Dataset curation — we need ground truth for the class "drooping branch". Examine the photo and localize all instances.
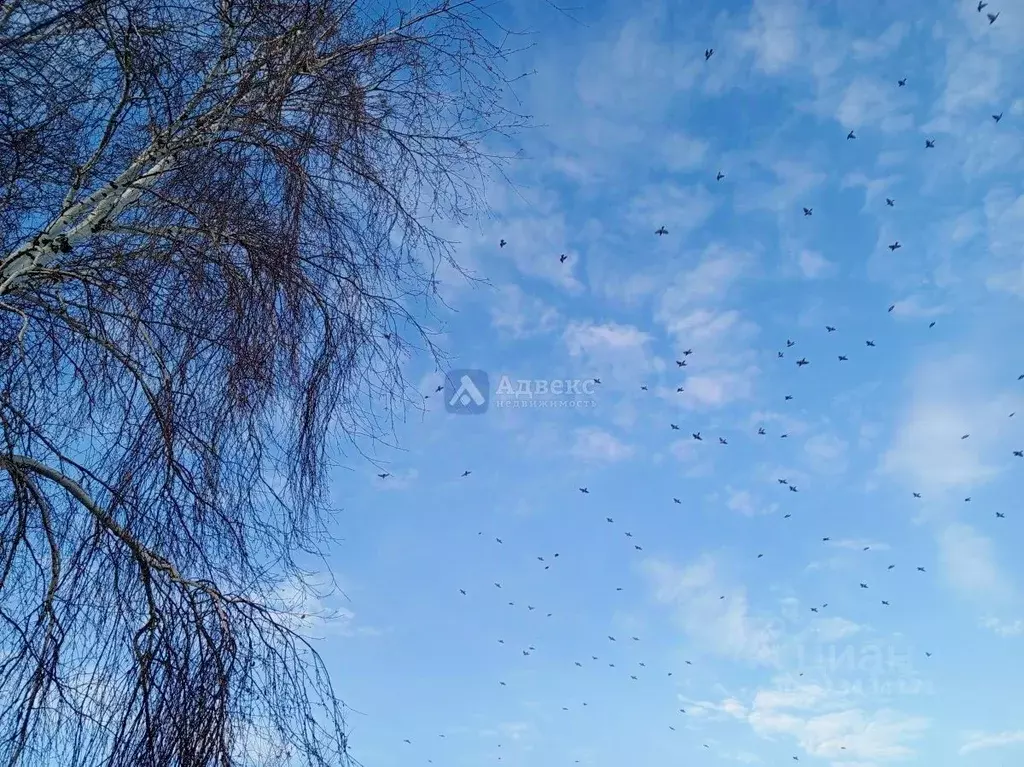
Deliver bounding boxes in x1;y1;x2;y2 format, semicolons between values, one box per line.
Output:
0;0;529;763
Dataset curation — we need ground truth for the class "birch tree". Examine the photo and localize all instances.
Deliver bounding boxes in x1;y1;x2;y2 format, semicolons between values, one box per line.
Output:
0;0;526;763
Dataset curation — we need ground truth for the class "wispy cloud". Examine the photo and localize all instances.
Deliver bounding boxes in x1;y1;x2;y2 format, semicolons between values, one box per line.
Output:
960;730;1024;755
643;555;780;664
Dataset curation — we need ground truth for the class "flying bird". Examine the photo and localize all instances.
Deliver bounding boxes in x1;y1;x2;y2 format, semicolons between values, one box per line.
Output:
847;130;856;139
887;565;895;570
692;432;702;441
758;427;766;435
897;78;906;87
988;11;999;23
826;325;836;332
377;472;390;479
778;479;788;484
676;359;687;367
996;512;1006;518
579;487;589;494
462;470;471;477
803;207;813;216
797;358;809;366
866;340;876;347
888;304;895;312
719;437;728;445
593;378;601;384
860;583;869;589
656;226;668;236
560;253;567;263
640;385;648;391
787;339;795;347
913;492;921;498
925;139;935;148
673;498;681;504
838;355;848;361
978;0;987;9
789;485;798;492
705;48;714;60
993;112;1003;123
785;394;793;400
961;434;970;440
889;241;901;251
717;171;725;181
684;349;693;356
881;600;890;606
499;239;506;248
886;198;895;206
929;321;936;328
670;423;680;430
917;567;926;572
1013;450;1023;457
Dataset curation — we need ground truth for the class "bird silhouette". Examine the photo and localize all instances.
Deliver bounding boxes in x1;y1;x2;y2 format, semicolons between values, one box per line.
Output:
886;197;895;206
692;432;702;441
897;78;906;87
889;241;901;251
670;423;680;430
796;358;809;366
993;112;1003;123
716;171;725;181
377;472;390;479
656;226;668;235
978;0;987;9
838;355;848;361
996;512;1006;518
866;340;876;347
705;48;714;60
925;139;935;148
988;11;999;23
719;437;728;445
758;427;766;435
579;487;589;494
462;470;471;477
847;130;856;139
826;325;836;332
803;207;813;216
559;253;567;263
683;349;693;356
676;359;687;367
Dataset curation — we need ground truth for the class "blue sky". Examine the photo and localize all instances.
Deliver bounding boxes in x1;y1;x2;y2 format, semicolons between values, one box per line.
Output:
290;0;1024;765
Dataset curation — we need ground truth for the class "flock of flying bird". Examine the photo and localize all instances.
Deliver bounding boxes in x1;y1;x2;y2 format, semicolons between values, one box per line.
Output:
377;6;1019;764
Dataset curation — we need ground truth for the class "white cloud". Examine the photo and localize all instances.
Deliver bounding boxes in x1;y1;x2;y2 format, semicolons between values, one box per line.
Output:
804;433;849;474
960;730;1024;755
812;617;863;643
881;355;1014;493
627;182;717;235
981;617;1024;637
563;320;660;383
490;284;561;338
726;487;778;517
662;131;710;172
797;248;835;279
716;681;929;762
831;77;912;132
644;556;780;665
939;523;1013;605
570;427;634;463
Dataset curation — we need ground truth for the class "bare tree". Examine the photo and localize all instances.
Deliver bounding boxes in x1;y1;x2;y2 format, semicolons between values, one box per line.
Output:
0;0;527;763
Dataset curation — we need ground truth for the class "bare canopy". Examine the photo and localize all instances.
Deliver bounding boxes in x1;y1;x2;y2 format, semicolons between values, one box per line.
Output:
0;0;526;763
